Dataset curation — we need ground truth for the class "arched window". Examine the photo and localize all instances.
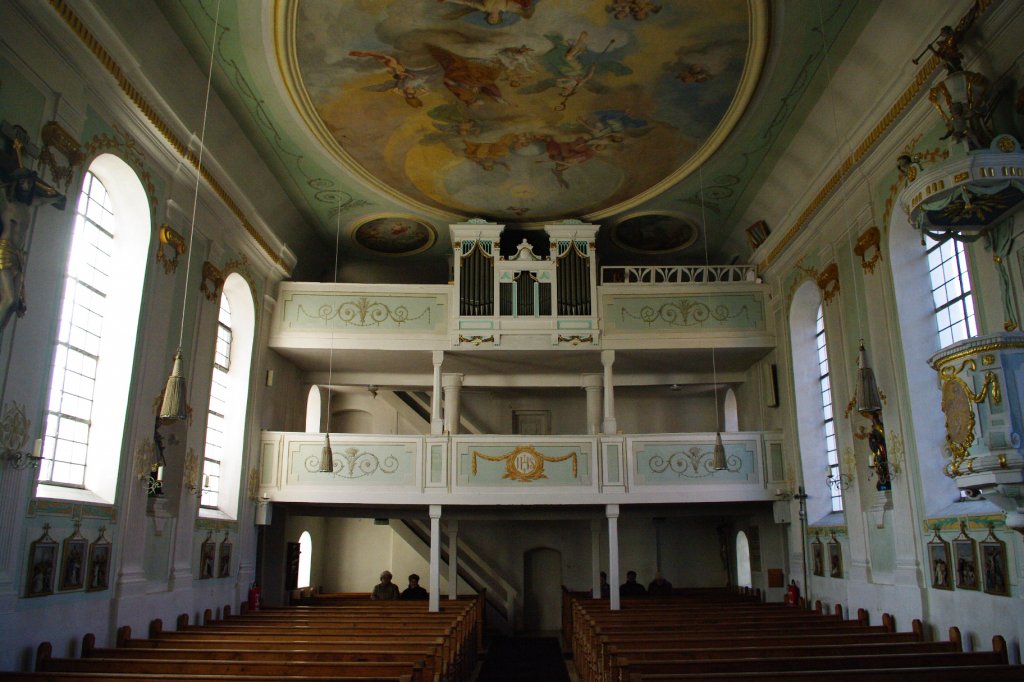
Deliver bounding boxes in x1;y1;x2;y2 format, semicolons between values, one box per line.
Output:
298;531;312;589
815;305;843;513
723;388;739;432
305;386;323;433
199;272;254;518
735;530;752;588
888;215;972;511
201;295;232;509
925;236;977;347
790;282;843;522
38;156;150;503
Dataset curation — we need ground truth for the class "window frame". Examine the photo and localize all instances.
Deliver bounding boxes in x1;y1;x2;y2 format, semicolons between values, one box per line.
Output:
197;272;255;520
36;155;152;504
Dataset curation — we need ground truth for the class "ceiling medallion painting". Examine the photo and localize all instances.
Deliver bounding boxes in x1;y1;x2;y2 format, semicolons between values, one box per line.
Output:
612;213;698;254
282;1;765;223
353;216;437;256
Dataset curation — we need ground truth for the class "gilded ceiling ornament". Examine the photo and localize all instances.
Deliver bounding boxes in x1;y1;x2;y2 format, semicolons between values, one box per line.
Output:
853;226;882;274
816;262;840;304
38;121;83;192
155;224;186;274
200;262;224;303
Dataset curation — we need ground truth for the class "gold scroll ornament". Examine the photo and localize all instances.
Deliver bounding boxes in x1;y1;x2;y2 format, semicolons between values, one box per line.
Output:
938;359;1001;477
471;445;578;482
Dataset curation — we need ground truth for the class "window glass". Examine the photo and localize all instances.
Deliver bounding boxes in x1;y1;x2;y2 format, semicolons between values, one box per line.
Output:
817;305;843;513
925;236;977;348
201;296;232;509
40;172;115;488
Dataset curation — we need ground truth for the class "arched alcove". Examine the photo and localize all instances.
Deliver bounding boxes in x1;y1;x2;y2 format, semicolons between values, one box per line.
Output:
298;531;312;589
735;530;752;588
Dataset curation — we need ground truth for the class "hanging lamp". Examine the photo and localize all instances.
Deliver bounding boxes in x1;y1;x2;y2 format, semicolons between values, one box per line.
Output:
697;165;727;471
319;193;344;474
159;0;221;420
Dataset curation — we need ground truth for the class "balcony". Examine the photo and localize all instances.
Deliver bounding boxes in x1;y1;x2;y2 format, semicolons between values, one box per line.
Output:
257;431;786;506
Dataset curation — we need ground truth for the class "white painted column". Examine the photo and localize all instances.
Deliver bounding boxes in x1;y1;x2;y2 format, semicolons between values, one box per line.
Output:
430;351;444;435
582;373;603;435
591;519;602;598
429;505;442;612
442;373;463;435
601;351;617;435
607;504;621;610
447;520;459;600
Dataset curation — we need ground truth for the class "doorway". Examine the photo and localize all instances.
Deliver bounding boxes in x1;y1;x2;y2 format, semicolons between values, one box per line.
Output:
522;547;562;632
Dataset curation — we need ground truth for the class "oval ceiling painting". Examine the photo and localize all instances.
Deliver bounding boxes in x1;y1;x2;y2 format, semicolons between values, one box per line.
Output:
353;217;437;256
285;1;764;222
613;213;698;254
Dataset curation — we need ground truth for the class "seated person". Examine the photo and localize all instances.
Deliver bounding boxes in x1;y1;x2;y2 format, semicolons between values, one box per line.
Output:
600;571;610;598
620;570;647;597
371;570;400;600
647;572;673;596
400;573;429;600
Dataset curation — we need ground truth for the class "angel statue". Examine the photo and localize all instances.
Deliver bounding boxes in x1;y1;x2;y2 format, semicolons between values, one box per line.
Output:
912;1;981;74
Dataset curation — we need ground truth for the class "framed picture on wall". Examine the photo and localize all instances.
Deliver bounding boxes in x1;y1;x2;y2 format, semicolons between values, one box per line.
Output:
927;531;952;590
199;533;215;580
827;534;842;579
218;533;232;578
58;527;88;591
25;526;58;598
980;529;1009;596
86;528;111;592
811;536;825;577
952;533;979;590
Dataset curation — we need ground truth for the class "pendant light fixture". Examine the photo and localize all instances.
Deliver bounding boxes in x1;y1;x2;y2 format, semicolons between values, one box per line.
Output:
697;165;727;471
319;194;343;474
159;0;221;420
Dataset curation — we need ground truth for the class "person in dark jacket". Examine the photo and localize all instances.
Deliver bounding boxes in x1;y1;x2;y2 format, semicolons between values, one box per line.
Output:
620;570;647;597
400;573;429;600
647;572;673;596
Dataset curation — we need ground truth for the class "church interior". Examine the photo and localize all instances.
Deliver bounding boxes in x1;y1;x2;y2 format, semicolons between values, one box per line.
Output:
1;0;1024;676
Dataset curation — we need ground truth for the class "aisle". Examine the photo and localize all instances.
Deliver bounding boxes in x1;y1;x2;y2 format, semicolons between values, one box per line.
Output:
475;635;571;682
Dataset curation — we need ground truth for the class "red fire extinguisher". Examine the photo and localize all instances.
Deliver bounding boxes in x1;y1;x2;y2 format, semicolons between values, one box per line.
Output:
248;583;261;611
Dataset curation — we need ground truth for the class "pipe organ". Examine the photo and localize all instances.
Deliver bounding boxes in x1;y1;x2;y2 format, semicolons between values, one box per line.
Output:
451;221;599;345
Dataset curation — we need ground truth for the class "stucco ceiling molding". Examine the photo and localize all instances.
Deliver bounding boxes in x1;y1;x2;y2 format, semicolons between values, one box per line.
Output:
757;0;995;273
45;0;292;275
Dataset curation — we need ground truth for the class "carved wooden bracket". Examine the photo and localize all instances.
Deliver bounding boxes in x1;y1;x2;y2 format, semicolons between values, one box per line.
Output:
854;226;882;274
39;121;83;191
200;261;224;302
816;262;840;303
156;224;186;274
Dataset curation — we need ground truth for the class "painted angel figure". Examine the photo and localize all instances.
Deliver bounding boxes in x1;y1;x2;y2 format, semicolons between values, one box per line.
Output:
438;0;536;26
349;51;437;108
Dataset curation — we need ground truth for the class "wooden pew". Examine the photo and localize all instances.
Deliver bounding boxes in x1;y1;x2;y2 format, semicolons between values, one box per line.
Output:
37;642;426;682
613;651;1009;680
82;633;440;681
565;590;1023;682
625;665;1024;681
0;674;412;681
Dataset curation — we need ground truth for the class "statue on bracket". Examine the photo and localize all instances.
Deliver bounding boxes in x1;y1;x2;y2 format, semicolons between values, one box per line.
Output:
0;122;67;345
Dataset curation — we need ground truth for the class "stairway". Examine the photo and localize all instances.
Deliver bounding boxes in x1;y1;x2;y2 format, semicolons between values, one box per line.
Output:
391;519;518;631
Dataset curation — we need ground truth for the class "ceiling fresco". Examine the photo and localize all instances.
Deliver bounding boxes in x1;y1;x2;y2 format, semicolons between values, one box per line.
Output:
283;1;765;223
157;0;877;273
